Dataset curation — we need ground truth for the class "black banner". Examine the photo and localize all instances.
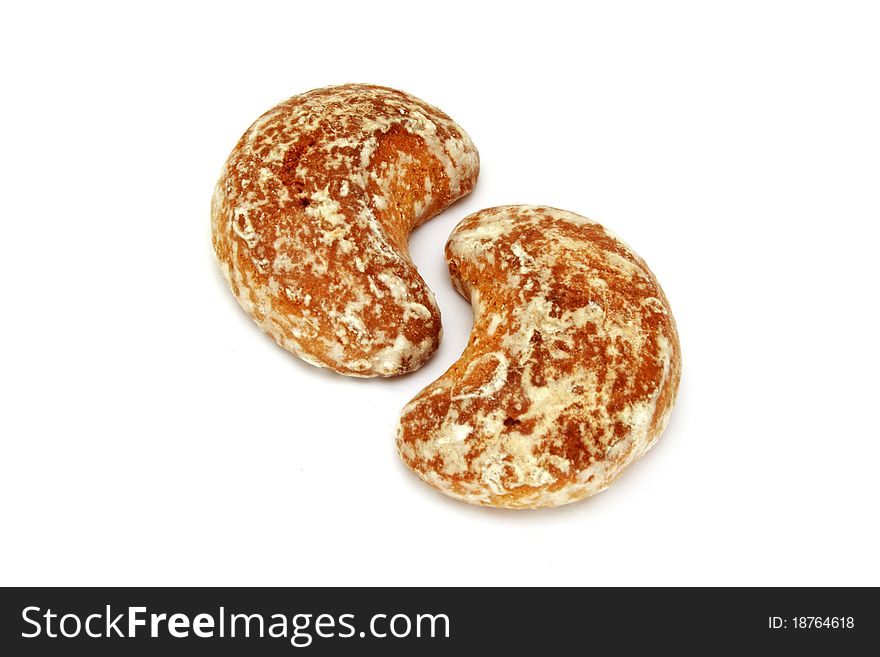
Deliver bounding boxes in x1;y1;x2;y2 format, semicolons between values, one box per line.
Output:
1;587;875;654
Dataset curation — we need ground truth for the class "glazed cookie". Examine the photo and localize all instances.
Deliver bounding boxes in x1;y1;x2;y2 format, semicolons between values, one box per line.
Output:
396;206;681;508
212;84;479;376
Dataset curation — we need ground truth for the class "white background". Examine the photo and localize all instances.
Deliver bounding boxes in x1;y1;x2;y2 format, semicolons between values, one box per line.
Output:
1;1;878;586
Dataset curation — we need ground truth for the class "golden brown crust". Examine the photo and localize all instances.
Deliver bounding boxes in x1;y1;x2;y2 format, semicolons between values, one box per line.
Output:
211;84;479;376
396;206;681;508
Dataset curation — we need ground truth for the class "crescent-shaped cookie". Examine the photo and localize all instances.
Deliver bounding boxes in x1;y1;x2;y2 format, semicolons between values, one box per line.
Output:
212;84;480;376
396;206;681;508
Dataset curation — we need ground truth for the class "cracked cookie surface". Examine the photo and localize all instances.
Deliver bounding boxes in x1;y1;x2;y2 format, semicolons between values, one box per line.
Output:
397;206;681;508
212;84;479;376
